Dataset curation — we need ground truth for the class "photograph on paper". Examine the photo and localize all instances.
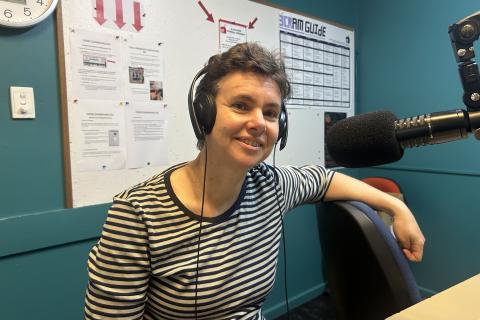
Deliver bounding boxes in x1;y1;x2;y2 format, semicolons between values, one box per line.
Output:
149;81;163;101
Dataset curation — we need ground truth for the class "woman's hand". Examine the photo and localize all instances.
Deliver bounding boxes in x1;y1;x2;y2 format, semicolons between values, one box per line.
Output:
389;200;426;262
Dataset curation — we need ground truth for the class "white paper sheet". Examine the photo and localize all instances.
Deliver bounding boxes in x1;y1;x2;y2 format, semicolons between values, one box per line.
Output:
69;29;124;101
125;103;168;169
73;101;127;171
124;39;165;103
219;19;247;53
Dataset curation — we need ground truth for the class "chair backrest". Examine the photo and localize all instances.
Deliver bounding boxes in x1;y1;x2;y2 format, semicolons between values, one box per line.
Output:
362;177;406;225
316;201;421;320
362;177;402;194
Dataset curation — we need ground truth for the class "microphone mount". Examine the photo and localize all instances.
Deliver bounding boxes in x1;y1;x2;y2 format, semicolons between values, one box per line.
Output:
449;11;480;111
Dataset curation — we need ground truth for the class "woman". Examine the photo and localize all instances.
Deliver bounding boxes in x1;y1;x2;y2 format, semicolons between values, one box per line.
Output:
84;43;425;320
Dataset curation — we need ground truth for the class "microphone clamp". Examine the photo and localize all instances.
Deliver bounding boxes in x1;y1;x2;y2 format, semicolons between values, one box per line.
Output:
394;110;469;148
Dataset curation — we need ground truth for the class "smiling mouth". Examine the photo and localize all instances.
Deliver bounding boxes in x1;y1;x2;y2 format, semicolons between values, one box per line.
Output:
237;137;262;148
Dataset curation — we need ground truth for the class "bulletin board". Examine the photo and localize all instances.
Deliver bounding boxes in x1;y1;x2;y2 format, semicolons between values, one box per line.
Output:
56;0;355;208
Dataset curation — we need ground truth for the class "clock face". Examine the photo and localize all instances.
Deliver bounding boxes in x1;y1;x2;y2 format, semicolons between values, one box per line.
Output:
0;0;58;28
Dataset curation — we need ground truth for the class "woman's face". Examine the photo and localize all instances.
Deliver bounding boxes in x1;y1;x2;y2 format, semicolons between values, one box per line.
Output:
205;71;282;170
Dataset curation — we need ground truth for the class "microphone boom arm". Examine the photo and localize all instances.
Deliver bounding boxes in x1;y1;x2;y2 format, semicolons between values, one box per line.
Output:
449;11;480;110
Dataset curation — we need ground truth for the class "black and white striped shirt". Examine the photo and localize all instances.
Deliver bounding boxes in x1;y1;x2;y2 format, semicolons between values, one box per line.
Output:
85;162;334;320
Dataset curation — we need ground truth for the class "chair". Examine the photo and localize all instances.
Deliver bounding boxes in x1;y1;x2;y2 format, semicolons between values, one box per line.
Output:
361;177;405;203
316;201;421;320
362;177;406;227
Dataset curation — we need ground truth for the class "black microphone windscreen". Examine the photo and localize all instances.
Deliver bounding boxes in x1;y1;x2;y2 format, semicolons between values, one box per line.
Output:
326;111;404;168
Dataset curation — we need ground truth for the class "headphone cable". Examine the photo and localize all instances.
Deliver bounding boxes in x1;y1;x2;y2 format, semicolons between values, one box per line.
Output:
273;145;291;320
194;141;290;319
194;140;207;320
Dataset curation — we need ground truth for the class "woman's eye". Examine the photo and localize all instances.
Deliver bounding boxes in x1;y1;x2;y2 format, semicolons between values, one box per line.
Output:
232;102;247;110
264;110;279;119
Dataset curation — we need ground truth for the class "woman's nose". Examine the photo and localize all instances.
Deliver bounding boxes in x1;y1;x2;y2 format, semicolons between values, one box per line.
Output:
246;109;267;135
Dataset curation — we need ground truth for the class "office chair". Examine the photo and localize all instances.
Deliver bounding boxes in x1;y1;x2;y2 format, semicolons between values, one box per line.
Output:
316;201;421;320
362;177;406;227
361;177;405;202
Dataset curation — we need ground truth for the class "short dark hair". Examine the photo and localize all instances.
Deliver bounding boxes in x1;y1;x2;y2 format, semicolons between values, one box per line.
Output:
194;42;291;149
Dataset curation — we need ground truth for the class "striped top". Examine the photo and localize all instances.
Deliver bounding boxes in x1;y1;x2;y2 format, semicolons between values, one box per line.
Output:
84;162;334;320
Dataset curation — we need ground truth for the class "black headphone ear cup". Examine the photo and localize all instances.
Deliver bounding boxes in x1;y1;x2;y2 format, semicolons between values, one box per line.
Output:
278;103;288;150
194;92;216;135
189;68;208;140
201;94;216;134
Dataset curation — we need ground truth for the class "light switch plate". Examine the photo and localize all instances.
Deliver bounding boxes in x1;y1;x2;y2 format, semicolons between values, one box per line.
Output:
10;86;35;119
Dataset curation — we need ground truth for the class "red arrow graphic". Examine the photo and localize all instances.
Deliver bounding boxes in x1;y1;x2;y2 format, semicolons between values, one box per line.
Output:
197;1;214;23
94;0;106;25
132;1;143;31
114;0;125;28
249;17;258;29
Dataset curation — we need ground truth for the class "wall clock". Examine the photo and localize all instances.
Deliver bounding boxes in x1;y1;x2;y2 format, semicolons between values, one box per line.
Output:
0;0;58;28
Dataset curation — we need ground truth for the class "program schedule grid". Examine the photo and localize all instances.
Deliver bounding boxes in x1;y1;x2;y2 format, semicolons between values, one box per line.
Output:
280;30;351;108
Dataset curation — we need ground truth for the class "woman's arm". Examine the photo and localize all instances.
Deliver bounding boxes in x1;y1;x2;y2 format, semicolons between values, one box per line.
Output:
324;172;426;262
85;198;150;319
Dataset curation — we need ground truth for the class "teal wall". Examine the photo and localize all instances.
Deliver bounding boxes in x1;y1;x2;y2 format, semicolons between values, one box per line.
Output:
356;0;480;293
0;1;358;319
6;1;478;319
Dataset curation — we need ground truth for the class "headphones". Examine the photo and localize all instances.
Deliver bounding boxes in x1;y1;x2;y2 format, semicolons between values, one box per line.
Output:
188;67;289;150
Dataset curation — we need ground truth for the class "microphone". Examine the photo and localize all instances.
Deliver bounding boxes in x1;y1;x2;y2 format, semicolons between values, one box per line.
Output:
326;109;480;168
